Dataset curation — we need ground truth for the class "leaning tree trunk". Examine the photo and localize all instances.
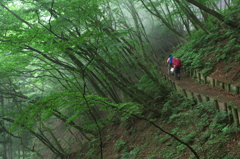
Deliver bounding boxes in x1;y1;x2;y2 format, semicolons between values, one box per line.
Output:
174;0;211;34
140;0;187;42
186;0;239;28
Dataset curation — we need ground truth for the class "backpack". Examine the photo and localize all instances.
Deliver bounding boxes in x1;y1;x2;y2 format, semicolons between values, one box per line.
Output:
172;58;181;68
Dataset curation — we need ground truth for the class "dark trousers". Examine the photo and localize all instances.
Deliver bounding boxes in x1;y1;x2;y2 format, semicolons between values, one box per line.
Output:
174;67;180;79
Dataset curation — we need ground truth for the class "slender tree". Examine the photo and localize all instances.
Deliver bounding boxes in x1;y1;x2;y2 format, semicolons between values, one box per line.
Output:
185;0;240;28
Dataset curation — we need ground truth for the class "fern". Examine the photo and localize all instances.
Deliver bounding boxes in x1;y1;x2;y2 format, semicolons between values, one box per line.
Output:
236;53;240;61
201;66;213;76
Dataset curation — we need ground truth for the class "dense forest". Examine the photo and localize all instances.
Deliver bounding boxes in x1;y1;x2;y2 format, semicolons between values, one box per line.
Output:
0;0;240;158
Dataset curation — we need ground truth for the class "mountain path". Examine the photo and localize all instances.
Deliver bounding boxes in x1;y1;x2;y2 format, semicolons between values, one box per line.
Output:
159;65;240;108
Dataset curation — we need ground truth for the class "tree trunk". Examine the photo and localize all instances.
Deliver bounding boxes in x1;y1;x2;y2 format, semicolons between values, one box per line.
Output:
174;0;211;34
186;0;239;28
140;0;187;42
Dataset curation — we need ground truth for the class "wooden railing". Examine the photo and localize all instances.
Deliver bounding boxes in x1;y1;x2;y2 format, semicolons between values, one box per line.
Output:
159;69;240;126
186;69;239;94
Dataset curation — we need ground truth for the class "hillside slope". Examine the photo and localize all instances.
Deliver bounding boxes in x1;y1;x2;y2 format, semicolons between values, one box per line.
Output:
70;3;240;159
70;65;240;158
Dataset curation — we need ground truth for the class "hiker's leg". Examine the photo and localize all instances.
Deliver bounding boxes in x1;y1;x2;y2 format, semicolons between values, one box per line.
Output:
174;68;177;79
175;68;180;80
168;64;171;75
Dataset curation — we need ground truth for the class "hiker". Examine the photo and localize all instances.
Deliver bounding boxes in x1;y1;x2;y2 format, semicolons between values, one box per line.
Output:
166;55;174;75
172;58;181;80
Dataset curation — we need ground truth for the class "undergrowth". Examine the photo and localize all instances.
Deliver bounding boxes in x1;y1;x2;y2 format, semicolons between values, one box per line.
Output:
151;93;240;158
89;92;240;159
173;12;240;76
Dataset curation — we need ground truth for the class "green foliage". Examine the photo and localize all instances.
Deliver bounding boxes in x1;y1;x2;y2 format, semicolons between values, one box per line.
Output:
136;74;172;98
147;155;158;159
116;102;143;117
162;93;194;120
223;38;236;53
217;53;227;61
120;147;140;159
173;41;205;69
155;94;239;158
114;138;129;152
1;0;240;158
199;130;211;141
181;132;196;144
158;134;171;144
236;53;240;61
85;147;99;159
173;17;240;73
201;66;213;76
221;125;240;135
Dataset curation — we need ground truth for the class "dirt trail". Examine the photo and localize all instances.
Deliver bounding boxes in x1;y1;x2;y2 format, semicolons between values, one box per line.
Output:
159;65;240;108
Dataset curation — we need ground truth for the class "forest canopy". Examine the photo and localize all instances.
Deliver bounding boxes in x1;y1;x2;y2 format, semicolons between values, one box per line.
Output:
0;0;239;158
